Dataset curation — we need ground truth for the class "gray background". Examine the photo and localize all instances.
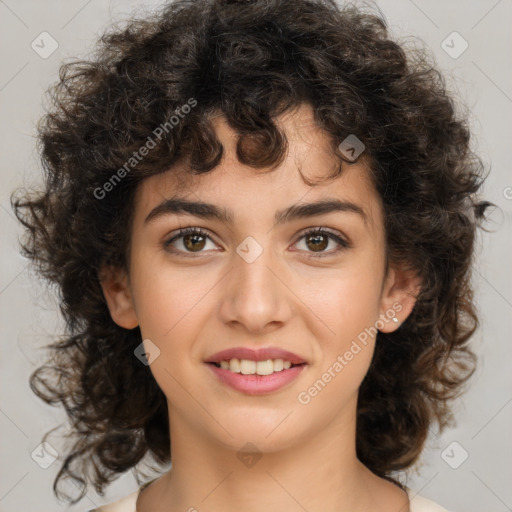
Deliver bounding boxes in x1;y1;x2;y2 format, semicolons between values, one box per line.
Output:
1;1;511;511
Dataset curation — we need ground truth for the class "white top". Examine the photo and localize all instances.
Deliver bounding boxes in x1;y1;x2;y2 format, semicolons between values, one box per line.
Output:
88;485;451;512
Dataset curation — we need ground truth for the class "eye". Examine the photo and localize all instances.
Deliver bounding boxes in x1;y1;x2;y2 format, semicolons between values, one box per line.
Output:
163;226;351;258
163;227;218;257
293;227;351;258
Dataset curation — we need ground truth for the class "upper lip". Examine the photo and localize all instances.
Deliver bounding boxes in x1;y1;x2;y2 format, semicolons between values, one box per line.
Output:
205;347;307;365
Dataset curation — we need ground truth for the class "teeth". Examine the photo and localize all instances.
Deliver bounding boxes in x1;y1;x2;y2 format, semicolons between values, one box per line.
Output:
216;358;295;375
273;359;284;372
240;359;256;375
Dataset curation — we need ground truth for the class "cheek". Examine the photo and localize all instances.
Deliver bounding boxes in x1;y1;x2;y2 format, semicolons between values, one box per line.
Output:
300;262;384;343
129;255;212;398
129;245;212;341
124;239;210;408
295;275;381;414
135;272;208;340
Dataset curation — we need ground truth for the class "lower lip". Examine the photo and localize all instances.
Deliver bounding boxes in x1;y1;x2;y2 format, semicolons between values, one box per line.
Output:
206;363;307;395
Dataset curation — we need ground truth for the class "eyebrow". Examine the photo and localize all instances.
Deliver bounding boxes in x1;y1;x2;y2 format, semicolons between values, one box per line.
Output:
144;197;368;227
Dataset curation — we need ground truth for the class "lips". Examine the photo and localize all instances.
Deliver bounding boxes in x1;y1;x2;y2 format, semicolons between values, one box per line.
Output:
207;362;306;395
204;347;307;365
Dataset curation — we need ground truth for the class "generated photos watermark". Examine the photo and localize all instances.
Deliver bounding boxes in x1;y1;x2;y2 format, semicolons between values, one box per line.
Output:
93;97;197;200
297;302;402;405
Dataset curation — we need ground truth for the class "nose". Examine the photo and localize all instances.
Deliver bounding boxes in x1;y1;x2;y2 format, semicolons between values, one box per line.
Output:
217;241;293;334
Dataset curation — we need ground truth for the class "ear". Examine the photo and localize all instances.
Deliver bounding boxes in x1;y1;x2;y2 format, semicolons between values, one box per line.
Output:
98;265;139;330
378;264;421;333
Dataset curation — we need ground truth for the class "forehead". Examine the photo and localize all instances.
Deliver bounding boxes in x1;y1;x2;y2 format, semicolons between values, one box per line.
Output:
134;104;382;233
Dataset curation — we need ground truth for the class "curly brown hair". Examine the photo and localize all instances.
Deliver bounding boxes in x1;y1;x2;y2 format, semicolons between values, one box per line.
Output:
12;0;492;504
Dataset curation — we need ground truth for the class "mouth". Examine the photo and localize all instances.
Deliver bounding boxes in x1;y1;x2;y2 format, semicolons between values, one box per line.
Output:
205;346;308;366
207;359;307;375
204;347;308;395
205;358;308;395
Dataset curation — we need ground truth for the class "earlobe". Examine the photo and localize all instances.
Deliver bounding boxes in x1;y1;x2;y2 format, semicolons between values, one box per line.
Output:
378;266;422;333
98;266;139;330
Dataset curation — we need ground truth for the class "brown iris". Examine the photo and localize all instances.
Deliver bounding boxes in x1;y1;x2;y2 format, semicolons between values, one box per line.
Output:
305;233;329;252
183;233;207;252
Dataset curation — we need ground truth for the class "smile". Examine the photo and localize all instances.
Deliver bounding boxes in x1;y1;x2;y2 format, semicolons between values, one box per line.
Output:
206;359;307;395
214;358;297;375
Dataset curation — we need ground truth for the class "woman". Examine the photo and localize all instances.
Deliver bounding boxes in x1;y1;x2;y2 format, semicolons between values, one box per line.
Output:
12;0;491;510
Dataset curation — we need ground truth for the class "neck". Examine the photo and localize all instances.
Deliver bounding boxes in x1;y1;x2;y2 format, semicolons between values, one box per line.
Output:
137;397;409;512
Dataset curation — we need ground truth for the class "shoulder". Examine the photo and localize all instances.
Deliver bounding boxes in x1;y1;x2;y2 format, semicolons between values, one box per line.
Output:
407;488;452;512
85;489;139;512
88;484;451;512
85;478;156;512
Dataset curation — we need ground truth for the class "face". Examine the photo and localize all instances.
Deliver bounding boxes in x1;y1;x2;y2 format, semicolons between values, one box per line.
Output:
101;103;418;456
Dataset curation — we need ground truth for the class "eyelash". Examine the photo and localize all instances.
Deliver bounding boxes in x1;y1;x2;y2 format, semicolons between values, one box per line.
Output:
163;226;351;258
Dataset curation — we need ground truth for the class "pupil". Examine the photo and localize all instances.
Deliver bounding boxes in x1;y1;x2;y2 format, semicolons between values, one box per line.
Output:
185;234;205;251
183;234;328;253
307;234;327;252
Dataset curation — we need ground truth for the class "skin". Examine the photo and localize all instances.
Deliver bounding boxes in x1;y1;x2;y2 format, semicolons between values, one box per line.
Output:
101;103;420;512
